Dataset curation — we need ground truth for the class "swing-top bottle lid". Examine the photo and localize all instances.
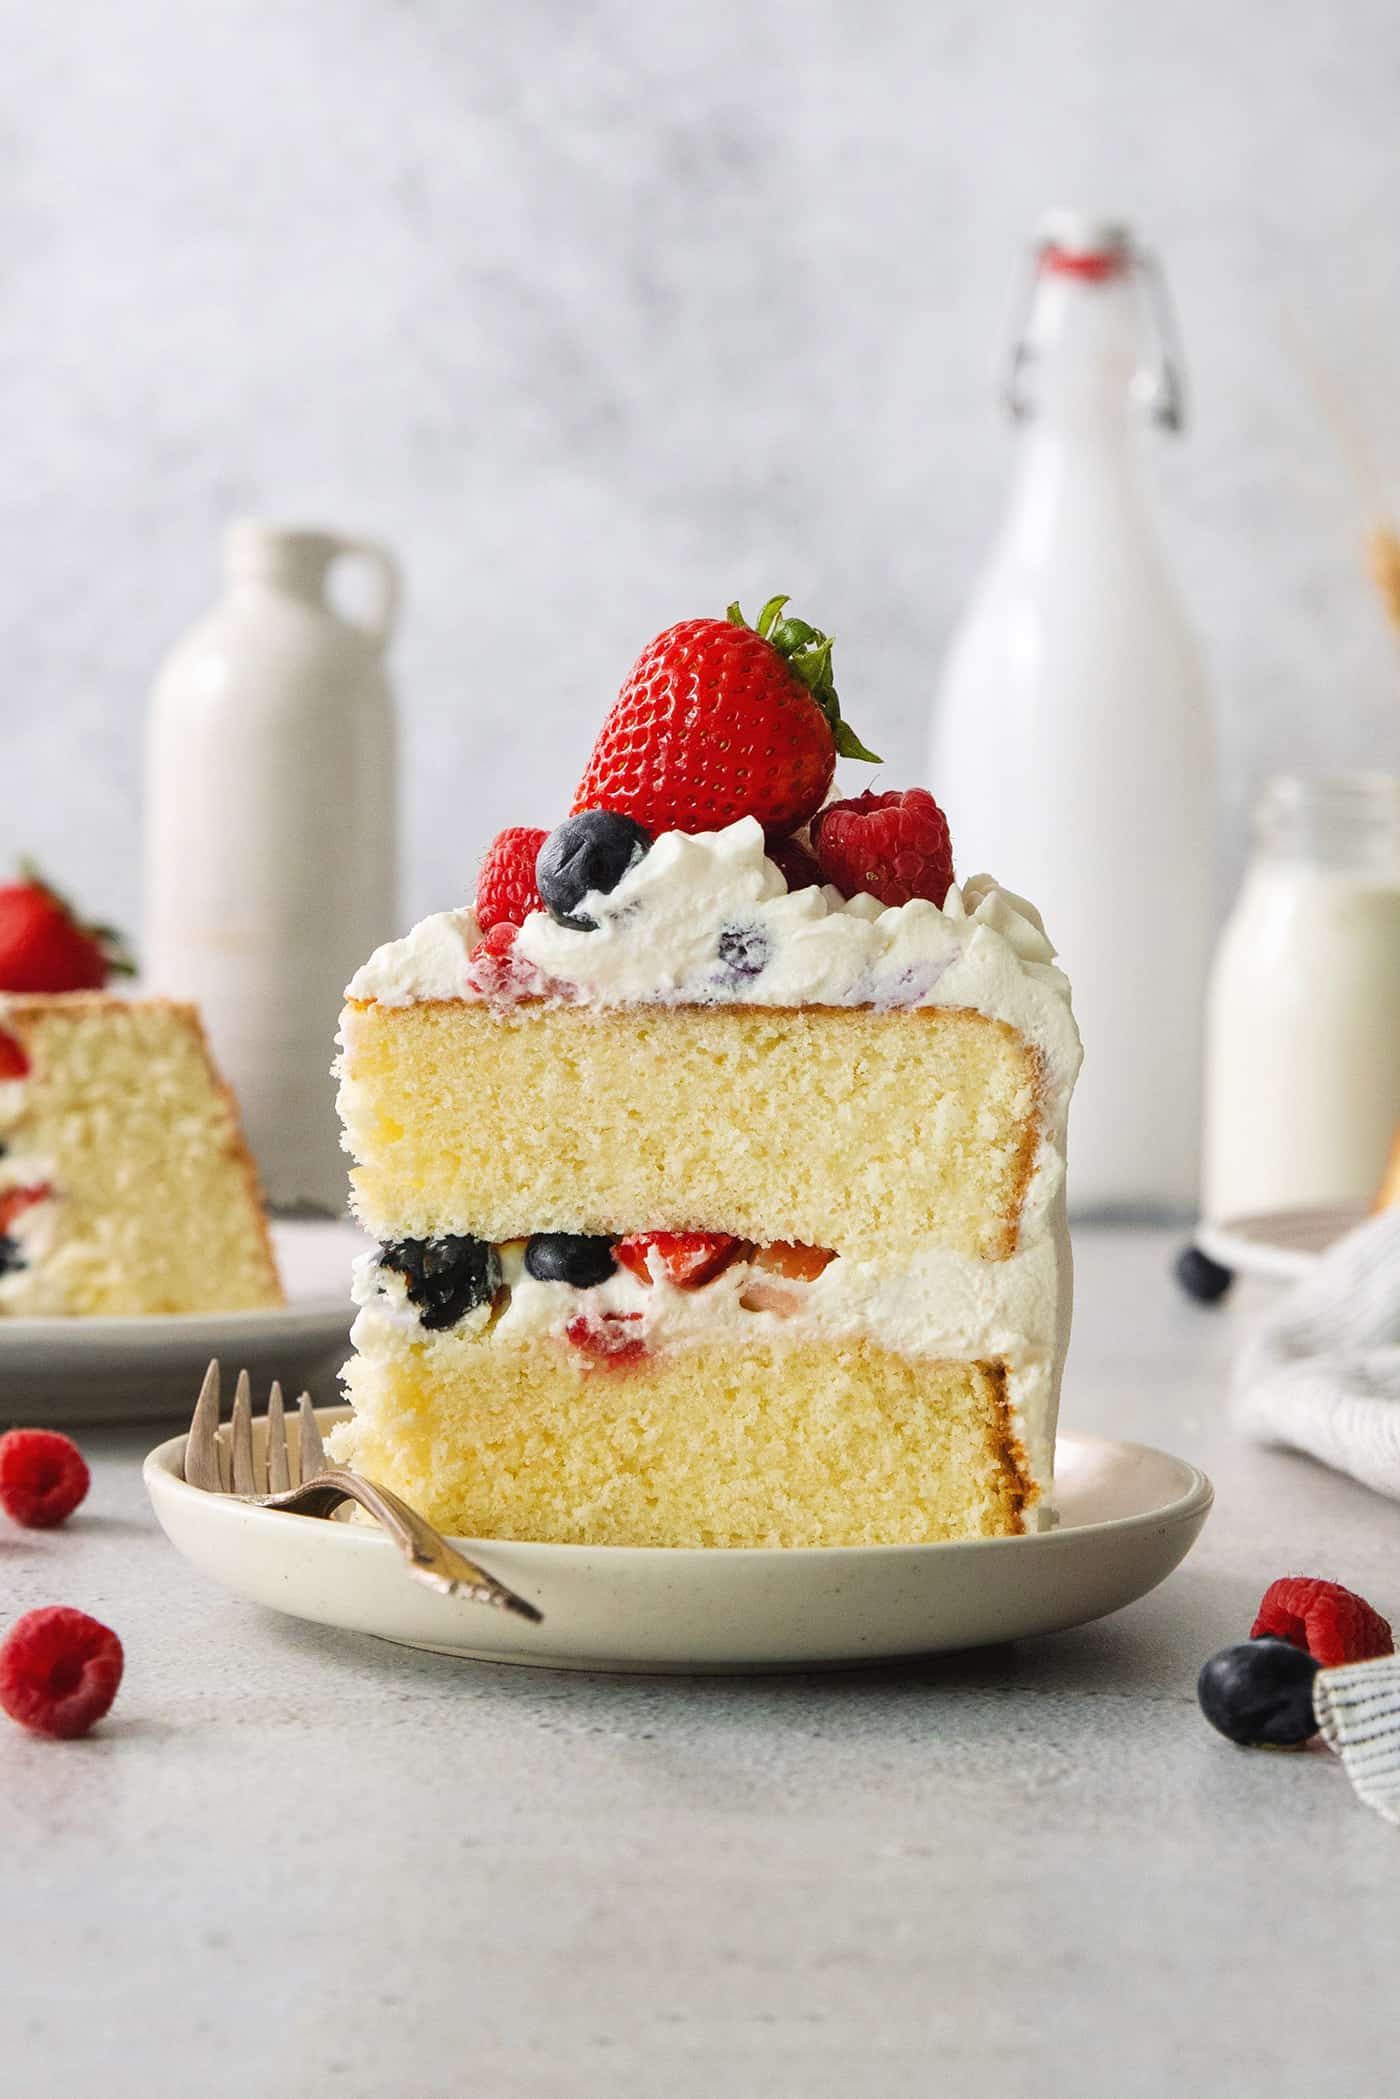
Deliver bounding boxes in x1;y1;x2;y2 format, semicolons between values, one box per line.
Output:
1035;210;1133;278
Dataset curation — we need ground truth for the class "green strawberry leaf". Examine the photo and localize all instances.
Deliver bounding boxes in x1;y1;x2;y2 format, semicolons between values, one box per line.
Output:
833;720;883;764
728;595;883;768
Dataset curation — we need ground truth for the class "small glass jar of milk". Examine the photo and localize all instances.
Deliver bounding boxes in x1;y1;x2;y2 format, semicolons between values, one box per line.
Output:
1202;774;1400;1220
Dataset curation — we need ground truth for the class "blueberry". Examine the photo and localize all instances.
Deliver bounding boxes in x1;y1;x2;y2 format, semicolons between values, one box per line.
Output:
1197;1638;1320;1747
0;1233;22;1277
379;1235;500;1331
524;1233;617;1287
536;812;652;931
716;922;772;981
1175;1245;1233;1304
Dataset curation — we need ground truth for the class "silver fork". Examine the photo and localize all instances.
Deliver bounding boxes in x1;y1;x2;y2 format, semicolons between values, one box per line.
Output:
183;1360;542;1623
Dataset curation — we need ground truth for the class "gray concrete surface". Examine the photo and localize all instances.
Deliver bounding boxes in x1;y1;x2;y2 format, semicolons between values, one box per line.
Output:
2;1227;1396;2098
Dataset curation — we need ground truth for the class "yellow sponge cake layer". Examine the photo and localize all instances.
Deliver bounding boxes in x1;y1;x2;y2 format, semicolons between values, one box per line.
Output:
333;1326;1031;1547
0;995;281;1317
341;1000;1041;1262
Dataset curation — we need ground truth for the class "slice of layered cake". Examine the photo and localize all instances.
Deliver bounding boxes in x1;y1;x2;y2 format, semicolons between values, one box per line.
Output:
0;871;280;1316
332;597;1080;1546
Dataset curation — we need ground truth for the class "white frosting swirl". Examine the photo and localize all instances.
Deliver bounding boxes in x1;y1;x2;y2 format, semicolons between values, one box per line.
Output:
347;818;1079;1100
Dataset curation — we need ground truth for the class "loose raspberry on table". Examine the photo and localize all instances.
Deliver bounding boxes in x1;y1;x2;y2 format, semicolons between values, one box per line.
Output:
811;788;954;908
0;1028;29;1080
1251;1576;1394;1667
0;1606;123;1738
0;1428;90;1528
475;826;549;933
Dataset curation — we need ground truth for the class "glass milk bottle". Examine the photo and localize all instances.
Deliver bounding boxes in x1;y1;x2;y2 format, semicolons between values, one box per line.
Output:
145;523;400;1212
930;211;1215;1217
1202;774;1400;1220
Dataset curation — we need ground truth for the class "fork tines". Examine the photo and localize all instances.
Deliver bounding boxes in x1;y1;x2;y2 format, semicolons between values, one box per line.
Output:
184;1359;326;1495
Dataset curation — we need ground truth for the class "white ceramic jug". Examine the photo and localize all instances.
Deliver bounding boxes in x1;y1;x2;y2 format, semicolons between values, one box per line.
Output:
144;522;400;1212
930;213;1215;1219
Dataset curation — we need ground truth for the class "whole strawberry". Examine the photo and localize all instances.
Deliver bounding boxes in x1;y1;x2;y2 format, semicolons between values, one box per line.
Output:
812;788;954;909
0;863;134;993
573;595;880;837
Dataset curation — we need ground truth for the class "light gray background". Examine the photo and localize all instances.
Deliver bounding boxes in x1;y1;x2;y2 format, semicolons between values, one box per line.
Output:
4;0;1400;931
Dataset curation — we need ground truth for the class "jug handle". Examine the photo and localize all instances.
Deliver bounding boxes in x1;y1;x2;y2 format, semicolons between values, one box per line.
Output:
331;537;401;649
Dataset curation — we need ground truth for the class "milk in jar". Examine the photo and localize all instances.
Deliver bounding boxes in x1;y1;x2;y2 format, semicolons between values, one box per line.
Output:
1202;774;1400;1218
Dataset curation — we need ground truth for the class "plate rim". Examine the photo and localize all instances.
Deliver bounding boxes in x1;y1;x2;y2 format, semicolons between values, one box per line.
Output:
1197;1200;1367;1281
143;1412;1214;1565
0;1214;357;1346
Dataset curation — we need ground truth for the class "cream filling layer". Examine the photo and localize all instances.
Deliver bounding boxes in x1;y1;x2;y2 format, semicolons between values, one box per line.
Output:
349;1209;1067;1526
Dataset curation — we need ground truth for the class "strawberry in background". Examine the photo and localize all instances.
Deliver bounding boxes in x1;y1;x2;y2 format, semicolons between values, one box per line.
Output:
0;863;135;993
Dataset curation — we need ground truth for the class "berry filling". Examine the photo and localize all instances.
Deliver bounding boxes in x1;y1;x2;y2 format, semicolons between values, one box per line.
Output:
373;1229;838;1339
565;1311;646;1362
378;1235;502;1331
616;1232;743;1289
0;1182;51;1235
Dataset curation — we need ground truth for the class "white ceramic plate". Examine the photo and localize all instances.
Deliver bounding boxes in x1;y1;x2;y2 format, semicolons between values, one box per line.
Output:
0;1220;363;1423
144;1411;1213;1673
1196;1202;1366;1282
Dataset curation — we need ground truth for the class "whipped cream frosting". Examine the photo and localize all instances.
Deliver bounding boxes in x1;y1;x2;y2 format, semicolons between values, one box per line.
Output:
348;817;1079;1098
341;819;1081;1522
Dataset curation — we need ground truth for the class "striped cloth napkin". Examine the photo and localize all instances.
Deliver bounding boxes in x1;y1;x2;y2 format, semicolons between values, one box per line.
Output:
1233;1207;1400;1500
1315;1658;1400;1825
1234;1207;1400;1822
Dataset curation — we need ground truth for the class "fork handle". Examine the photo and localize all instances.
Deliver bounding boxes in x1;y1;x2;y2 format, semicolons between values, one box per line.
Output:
282;1468;543;1623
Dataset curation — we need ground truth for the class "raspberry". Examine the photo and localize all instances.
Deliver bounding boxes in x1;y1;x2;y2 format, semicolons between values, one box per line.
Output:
467;920;526;1001
0;1606;123;1738
766;836;824;893
565;1311;646;1362
0;1028;29;1080
1251;1576;1394;1667
475;827;548;932
616;1232;741;1288
811;788;954;908
0;1428;90;1528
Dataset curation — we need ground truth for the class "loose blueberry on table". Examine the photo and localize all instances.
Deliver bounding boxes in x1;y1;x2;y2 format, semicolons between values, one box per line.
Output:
1174;1244;1233;1304
1197;1638;1320;1748
536;812;652;932
524;1233;618;1288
